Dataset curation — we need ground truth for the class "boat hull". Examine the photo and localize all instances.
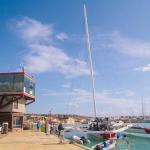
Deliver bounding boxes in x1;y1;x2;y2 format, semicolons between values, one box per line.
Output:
88;125;130;134
144;128;150;134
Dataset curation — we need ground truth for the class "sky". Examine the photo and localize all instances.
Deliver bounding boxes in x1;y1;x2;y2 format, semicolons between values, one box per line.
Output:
1;0;150;116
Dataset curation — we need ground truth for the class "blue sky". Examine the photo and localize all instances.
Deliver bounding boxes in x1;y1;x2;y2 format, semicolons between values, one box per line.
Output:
1;0;150;116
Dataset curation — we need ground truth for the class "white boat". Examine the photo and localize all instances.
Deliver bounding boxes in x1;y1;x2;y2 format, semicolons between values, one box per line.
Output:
72;135;84;144
86;119;132;139
72;135;91;144
126;124;150;134
92;140;116;150
126;125;145;134
88;124;130;134
124;131;150;138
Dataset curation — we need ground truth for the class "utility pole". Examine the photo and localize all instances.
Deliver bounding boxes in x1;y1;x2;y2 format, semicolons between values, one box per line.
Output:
49;108;53;124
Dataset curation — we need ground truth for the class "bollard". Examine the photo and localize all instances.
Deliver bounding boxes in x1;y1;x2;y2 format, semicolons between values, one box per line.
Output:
2;122;8;134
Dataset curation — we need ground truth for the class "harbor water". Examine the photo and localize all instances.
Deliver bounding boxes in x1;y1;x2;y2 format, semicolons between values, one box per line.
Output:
64;123;150;150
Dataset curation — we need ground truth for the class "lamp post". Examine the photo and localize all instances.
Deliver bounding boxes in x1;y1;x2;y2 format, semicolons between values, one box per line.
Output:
49;108;53;124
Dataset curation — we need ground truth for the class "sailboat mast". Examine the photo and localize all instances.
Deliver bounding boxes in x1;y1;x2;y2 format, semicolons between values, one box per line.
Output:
141;97;145;119
83;4;97;118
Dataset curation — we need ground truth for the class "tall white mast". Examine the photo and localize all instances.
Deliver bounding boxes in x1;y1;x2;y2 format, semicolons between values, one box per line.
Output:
83;4;97;118
141;97;146;119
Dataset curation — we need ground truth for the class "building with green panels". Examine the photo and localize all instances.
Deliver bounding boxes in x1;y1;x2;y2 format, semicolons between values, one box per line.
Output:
0;71;35;131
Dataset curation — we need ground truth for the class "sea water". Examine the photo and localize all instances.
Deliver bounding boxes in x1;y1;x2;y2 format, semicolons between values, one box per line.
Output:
112;134;150;150
64;123;150;150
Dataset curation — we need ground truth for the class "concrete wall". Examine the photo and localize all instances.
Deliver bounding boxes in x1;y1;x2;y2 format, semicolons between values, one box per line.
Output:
0;97;12;112
12;98;26;113
0;97;26;113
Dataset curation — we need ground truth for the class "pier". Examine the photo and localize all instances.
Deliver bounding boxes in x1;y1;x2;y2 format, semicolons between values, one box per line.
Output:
0;131;85;150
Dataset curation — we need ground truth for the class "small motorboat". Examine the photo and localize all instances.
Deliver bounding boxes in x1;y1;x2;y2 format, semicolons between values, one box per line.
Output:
72;135;83;144
72;135;91;144
126;124;145;134
92;140;116;150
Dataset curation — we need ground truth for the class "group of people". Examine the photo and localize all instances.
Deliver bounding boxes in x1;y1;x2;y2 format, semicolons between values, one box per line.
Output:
47;122;65;144
89;121;109;131
35;121;91;145
35;121;65;144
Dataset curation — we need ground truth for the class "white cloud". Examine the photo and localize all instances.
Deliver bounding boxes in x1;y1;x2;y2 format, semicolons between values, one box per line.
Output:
15;17;89;77
23;44;89;77
42;88;144;116
93;31;150;58
135;64;150;72
43;89;90;98
65;102;79;109
62;82;71;89
111;89;135;97
56;32;68;41
16;17;53;43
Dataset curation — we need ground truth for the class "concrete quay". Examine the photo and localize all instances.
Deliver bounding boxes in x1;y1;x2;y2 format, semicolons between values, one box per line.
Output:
0;131;86;150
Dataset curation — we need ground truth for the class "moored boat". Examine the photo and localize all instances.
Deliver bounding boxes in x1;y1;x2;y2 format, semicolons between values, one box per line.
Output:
101;132;116;140
83;5;132;140
72;135;91;144
87;119;132;139
126;126;145;134
92;140;116;150
144;128;150;134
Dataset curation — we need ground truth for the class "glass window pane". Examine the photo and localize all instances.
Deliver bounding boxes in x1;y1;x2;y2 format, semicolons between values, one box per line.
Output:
24;76;35;96
0;75;23;92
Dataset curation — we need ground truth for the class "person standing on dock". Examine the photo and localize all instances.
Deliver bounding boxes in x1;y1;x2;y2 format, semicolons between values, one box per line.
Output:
58;123;63;137
58;123;64;144
45;121;50;135
37;121;40;131
50;123;53;134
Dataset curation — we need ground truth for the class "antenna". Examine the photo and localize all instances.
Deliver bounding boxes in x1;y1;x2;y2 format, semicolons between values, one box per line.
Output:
20;63;25;72
83;4;97;118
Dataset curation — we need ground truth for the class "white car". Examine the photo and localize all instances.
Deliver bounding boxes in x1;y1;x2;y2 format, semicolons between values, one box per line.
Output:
0;126;2;132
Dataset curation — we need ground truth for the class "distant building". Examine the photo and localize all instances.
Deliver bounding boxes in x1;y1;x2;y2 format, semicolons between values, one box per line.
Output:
0;71;35;131
66;117;75;124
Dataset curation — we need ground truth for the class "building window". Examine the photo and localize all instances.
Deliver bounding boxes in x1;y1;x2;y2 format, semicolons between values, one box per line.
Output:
24;77;35;96
13;116;22;128
13;100;18;109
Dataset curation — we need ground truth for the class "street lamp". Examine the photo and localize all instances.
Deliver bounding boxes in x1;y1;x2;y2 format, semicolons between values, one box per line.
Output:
49;108;53;124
